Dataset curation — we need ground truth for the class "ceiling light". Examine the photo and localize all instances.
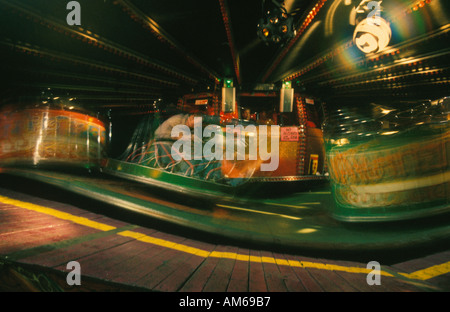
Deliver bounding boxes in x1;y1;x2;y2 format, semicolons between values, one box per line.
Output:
352;0;392;54
257;0;295;45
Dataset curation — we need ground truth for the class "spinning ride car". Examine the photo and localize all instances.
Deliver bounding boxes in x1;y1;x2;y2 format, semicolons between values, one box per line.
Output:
323;97;450;222
0;94;107;170
104;86;328;198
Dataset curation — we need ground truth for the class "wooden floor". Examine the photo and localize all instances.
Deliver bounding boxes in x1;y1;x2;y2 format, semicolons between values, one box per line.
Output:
0;187;449;293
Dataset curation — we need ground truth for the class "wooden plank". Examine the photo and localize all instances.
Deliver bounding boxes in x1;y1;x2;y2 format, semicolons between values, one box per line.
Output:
423;251;450;264
304;256;426;292
0;208;58;221
310;255;440;292
108;229;191;285
115;230;194;288
152;254;205;292
423;275;450;291
335;269;423;292
300;255;370;292
107;243;171;284
248;250;267;292
374;277;425;292
304;268;352;291
136;243;194;289
392;258;440;274
289;254;375;292
281;253;324;292
287;255;432;292
0;223;100;255
333;271;380;292
227;248;249;292
178;246;223;292
0;203;22;211
260;250;288;292
202;245;238;292
392;251;450;274
308;265;360;292
54;239;153;280
0;211;73;232
18;231;135;267
175;258;217;292
152;239;215;292
271;252;307;292
0;204;65;219
0;218;69;235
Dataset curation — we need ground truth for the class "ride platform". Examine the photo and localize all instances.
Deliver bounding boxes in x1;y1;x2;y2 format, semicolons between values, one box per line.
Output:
0;167;449;292
0;166;449;253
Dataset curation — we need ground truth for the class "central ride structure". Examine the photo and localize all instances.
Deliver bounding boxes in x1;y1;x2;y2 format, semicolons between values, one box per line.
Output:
104;86;328;199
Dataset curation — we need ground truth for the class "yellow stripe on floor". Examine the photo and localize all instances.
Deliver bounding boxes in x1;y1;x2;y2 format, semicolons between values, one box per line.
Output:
0;195;116;232
0;195;447;281
216;204;302;220
399;261;450;281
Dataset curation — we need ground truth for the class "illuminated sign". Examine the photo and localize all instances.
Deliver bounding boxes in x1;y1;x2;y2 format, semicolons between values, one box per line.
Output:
195;99;208;105
280;127;299;142
305;98;314;105
353;17;391;54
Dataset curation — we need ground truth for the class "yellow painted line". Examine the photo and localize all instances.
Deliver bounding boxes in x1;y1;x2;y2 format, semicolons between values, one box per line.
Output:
209;251;237;260
265;202;311;209
399;261;450;281
275;258;290;266
0;194;448;281
216;204;302;220
287;259;393;277
264;202;321;209
0;195;116;232
118;230;210;258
